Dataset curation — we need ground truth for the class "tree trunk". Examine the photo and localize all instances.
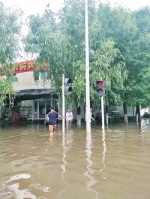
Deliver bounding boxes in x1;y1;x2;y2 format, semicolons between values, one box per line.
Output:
136;104;141;123
123;102;128;123
105;105;109;125
77;106;81;126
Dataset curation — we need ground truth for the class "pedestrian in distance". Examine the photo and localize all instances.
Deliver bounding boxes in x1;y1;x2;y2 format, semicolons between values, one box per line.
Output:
48;107;64;135
66;108;73;129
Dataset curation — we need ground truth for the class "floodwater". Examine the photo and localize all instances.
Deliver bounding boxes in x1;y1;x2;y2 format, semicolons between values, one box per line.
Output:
0;119;150;199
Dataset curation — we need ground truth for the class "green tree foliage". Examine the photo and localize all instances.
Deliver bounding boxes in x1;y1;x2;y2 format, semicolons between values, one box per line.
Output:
135;6;150;32
96;4;137;108
0;2;22;65
96;4;150;111
126;7;150;108
130;66;150;107
0;2;22;106
25;0;127;108
0;78;15;106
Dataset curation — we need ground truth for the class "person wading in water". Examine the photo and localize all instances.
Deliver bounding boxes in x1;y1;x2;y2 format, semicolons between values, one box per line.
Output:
47;107;64;135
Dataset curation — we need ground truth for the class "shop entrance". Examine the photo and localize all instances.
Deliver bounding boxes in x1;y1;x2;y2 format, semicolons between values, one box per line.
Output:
34;98;57;119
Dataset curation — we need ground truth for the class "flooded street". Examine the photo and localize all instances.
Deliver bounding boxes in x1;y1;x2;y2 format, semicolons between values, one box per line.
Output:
0;120;150;199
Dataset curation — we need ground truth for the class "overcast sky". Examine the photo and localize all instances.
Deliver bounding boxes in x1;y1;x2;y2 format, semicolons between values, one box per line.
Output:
3;0;64;15
3;0;150;16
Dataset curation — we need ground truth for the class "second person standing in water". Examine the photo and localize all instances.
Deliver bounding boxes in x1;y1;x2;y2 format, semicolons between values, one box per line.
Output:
66;108;73;129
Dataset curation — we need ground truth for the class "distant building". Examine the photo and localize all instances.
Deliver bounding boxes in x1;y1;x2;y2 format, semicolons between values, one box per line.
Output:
0;60;58;120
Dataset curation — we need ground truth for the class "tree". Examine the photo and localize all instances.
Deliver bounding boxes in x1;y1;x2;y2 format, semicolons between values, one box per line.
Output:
125;7;150;122
0;78;15;107
126;32;150;119
0;1;22;107
0;2;22;65
25;0;126;113
96;3;148;122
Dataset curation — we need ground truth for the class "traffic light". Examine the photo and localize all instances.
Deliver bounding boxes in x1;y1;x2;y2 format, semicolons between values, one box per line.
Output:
96;80;105;96
64;78;72;95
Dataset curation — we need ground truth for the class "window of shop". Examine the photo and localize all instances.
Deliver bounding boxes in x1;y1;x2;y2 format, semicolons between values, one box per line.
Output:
39;101;45;118
33;71;47;81
46;100;51;114
34;71;39;81
40;71;47;80
34;101;38;118
34;97;57;119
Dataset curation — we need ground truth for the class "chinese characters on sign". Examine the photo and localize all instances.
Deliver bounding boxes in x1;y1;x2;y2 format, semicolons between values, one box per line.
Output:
12;60;35;73
0;60;48;75
13;64;19;71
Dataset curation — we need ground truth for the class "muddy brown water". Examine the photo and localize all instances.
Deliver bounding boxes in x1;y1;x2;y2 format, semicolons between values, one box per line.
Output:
0;119;150;199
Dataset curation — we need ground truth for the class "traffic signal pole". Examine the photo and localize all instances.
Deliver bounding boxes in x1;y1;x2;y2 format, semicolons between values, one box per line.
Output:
62;74;65;133
96;80;105;131
101;96;105;131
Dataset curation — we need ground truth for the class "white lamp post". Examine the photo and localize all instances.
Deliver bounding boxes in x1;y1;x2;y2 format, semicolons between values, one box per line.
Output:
85;0;91;132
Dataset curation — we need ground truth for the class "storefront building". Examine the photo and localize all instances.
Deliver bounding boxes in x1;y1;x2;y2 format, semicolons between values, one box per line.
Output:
0;60;59;121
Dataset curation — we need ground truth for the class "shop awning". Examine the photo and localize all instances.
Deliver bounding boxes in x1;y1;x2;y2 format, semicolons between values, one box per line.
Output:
15;89;55;101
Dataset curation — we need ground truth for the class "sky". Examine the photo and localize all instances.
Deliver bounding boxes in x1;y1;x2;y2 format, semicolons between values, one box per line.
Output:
3;0;150;16
3;0;64;15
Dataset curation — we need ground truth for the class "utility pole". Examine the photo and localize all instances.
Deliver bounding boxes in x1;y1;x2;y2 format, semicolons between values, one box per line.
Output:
62;74;65;133
85;0;91;132
101;96;105;131
96;80;105;130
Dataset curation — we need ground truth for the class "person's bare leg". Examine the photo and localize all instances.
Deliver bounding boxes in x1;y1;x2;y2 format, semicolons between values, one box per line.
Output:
49;125;53;135
53;124;56;134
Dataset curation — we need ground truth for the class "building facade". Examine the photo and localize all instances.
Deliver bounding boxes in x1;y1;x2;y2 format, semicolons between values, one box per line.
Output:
0;60;58;120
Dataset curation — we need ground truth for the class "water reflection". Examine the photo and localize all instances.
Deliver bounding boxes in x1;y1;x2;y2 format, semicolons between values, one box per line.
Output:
59;131;68;196
66;129;74;145
1;122;150;198
84;131;98;199
102;130;106;168
141;118;150;133
49;133;54;143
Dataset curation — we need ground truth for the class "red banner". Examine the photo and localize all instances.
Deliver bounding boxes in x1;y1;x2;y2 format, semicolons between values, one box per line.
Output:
0;60;48;76
12;60;35;74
